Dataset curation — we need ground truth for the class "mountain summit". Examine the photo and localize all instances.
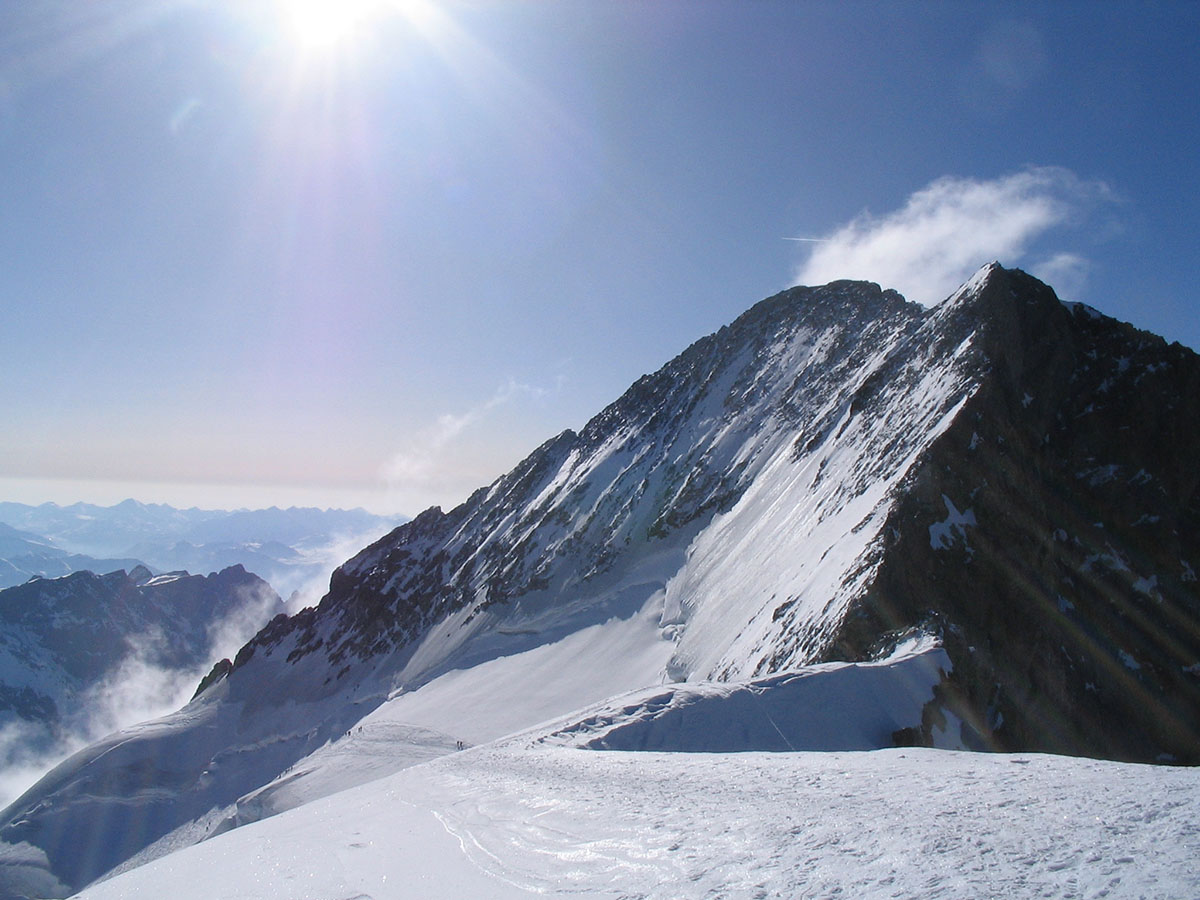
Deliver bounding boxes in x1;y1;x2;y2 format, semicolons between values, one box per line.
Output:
2;263;1197;897
243;261;1198;759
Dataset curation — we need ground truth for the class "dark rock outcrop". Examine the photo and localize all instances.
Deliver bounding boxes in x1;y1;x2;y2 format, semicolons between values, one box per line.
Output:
837;267;1200;762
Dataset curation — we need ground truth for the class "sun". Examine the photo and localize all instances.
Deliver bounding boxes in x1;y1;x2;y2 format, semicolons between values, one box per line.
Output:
276;0;385;51
270;0;443;57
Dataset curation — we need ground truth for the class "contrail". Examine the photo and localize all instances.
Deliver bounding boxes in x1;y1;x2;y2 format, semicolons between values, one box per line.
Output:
782;236;831;242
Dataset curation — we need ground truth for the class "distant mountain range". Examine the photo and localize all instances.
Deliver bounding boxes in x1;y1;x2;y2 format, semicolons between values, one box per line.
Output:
0;501;407;599
0;522;145;590
1;264;1197;898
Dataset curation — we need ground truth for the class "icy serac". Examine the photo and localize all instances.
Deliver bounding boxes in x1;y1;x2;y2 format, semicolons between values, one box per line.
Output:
2;262;1198;898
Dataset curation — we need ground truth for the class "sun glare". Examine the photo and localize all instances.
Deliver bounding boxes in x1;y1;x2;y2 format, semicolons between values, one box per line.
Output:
278;0;385;51
268;0;444;59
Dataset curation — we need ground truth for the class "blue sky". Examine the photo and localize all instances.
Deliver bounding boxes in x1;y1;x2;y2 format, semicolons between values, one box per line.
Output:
1;0;1197;515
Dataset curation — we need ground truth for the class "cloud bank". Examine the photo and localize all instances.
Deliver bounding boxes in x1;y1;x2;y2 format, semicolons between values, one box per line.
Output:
794;168;1112;305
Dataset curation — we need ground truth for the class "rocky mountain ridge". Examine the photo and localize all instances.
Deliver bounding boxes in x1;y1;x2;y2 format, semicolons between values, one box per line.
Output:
844;268;1200;760
0;523;147;591
235;263;1198;761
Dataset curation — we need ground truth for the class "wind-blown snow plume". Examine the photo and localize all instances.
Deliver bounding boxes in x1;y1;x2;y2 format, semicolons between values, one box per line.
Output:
1028;251;1091;301
794;168;1111;305
69;631;202;741
0;634;204;807
206;581;288;656
0;572;284;807
0;725;69;813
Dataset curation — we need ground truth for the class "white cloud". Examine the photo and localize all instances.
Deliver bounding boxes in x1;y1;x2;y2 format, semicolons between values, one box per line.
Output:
0;644;203;807
793;168;1111;306
69;631;201;741
206;581;287;656
1029;252;1091;302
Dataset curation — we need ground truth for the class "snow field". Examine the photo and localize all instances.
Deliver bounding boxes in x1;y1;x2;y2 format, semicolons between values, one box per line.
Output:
422;743;1200;900
75;637;1197;900
77;741;1200;900
539;638;952;752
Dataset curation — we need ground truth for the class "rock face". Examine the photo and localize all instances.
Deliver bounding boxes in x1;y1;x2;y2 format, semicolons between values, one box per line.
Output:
1;263;1197;897
840;269;1200;762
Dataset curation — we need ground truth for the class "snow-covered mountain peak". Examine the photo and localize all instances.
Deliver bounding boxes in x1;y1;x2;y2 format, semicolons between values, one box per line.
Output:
3;266;1198;898
236;273;962;694
929;259;1007;307
935;259;1046;318
229;263;1196;706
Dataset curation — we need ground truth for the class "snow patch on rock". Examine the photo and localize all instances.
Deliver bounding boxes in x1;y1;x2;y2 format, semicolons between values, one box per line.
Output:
929;494;977;552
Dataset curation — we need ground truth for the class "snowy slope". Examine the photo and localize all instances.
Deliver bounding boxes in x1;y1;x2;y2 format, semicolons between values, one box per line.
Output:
540;635;953;752
193;633;949;845
66;635;1197;900
0;572;678;894
41;642;1200;900
74;733;1200;900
